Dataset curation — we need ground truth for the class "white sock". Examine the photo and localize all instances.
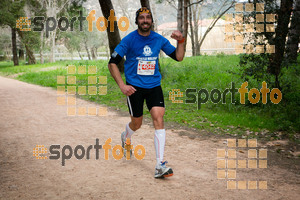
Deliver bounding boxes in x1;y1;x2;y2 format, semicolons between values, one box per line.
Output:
124;123;134;139
154;129;166;167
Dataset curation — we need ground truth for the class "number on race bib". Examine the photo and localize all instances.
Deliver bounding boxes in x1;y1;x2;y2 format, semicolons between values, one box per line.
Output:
137;60;156;75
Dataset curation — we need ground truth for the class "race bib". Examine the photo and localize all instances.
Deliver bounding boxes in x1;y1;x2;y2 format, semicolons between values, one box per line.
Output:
137;60;155;75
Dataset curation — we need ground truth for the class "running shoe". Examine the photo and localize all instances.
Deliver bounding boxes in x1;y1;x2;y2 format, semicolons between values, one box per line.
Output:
154;161;173;178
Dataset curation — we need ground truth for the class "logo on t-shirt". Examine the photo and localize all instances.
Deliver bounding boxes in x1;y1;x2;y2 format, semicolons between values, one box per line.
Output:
112;51;118;58
143;45;152;56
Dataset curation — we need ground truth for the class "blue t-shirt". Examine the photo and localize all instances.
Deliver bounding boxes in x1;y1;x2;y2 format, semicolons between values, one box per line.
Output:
114;30;176;89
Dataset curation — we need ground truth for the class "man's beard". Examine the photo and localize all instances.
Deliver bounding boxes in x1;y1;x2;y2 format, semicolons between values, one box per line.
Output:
138;22;152;32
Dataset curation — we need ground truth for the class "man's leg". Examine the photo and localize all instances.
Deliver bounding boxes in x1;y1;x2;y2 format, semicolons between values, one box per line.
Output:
123;116;143;142
150;107;165;165
129;116;143;131
122;86;144;143
150;106;164;129
121;116;143;159
150;106;173;178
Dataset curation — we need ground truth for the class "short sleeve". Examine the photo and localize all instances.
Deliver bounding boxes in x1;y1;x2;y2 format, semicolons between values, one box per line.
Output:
114;35;131;58
161;37;176;56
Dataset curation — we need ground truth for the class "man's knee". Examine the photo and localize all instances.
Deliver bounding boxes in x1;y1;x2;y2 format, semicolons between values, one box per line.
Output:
130;118;143;131
132;122;142;131
153;116;163;125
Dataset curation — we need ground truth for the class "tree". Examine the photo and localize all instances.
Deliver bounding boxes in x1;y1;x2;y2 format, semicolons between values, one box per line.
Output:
188;4;195;55
161;0;211;51
269;0;293;88
140;0;151;9
114;0;138;33
57;2;88;60
199;0;234;54
140;0;156;31
26;0;47;64
11;27;19;65
165;0;208;53
0;0;25;65
286;0;300;63
98;0;124;72
27;0;47;64
176;0;189;50
37;0;80;62
188;0;201;55
83;36;91;60
0;29;12;60
177;0;183;32
62;31;82;59
188;0;235;56
239;0;295;90
17;30;38;64
183;0;189;50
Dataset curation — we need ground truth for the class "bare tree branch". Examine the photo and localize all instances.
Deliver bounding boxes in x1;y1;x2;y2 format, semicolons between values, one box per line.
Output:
198;0;235;49
188;0;204;7
166;0;178;9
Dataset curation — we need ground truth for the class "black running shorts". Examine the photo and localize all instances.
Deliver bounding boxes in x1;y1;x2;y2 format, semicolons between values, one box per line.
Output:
126;83;165;118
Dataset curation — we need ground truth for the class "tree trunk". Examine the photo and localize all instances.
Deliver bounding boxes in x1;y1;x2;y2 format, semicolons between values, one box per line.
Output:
140;0;155;30
25;45;36;64
84;38;91;60
19;49;24;60
193;7;200;56
16;29;36;64
140;0;150;9
183;0;189;51
50;31;56;63
23;45;35;64
94;47;98;57
11;27;19;66
91;47;96;60
269;0;293;88
99;0;124;72
150;0;158;31
286;0;300;63
77;49;83;60
40;30;44;64
189;5;195;56
177;0;183;32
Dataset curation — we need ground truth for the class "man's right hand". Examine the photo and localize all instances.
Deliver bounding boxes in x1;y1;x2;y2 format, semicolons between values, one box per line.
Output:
120;84;136;96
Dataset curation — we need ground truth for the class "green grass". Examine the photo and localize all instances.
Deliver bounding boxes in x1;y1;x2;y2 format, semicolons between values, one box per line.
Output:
159;55;282;135
0;61;61;75
0;56;298;141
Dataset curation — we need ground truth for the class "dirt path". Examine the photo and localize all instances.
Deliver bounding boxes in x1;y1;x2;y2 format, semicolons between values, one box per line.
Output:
0;76;299;200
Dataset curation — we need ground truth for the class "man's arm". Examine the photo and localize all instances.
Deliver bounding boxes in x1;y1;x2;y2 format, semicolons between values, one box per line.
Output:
108;63;136;96
171;30;185;61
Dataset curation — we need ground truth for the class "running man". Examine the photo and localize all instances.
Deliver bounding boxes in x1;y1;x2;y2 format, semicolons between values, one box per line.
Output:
108;7;185;178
